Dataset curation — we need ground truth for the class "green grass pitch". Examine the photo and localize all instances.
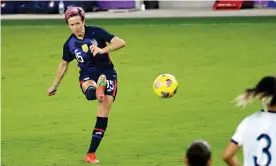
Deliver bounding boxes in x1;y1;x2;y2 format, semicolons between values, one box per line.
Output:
2;16;276;166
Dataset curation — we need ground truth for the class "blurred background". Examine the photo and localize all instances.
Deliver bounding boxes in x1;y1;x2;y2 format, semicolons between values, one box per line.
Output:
1;0;276;18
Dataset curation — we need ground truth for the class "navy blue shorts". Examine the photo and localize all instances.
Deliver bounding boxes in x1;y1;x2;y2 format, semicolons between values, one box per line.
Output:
79;69;118;100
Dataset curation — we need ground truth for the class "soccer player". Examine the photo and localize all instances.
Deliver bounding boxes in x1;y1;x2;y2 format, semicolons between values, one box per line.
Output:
47;6;126;163
184;140;212;166
222;76;276;166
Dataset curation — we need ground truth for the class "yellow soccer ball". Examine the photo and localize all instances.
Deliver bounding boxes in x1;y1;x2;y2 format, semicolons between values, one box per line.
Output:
153;74;178;98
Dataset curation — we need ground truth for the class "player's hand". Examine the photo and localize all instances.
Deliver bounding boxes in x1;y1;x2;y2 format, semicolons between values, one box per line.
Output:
47;85;57;96
90;44;105;57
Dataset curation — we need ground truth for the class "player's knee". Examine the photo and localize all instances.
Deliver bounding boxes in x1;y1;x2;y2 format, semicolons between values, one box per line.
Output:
85;86;96;100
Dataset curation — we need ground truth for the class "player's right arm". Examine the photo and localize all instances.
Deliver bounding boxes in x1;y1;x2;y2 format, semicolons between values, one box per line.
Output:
47;60;69;96
48;41;74;96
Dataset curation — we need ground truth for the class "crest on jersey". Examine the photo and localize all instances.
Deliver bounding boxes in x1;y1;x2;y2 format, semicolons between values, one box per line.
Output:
81;44;89;53
91;39;98;46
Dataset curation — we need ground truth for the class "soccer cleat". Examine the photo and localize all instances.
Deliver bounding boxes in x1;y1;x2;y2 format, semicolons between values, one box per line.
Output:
84;153;99;163
96;74;107;102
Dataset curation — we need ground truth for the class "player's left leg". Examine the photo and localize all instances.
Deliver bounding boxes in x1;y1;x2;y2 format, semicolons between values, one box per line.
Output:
84;96;114;163
84;72;118;163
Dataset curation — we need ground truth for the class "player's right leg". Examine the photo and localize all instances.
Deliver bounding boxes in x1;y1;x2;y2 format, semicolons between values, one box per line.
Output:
81;80;97;101
96;74;107;102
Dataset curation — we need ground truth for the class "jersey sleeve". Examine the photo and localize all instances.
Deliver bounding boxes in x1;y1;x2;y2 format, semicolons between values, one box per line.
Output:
231;117;250;147
96;27;115;43
62;42;74;62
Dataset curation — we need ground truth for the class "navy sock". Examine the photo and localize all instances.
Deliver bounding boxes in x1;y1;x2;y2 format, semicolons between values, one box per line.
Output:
88;117;108;153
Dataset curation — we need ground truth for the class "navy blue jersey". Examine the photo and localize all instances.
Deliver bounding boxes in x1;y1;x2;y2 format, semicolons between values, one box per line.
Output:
62;26;115;73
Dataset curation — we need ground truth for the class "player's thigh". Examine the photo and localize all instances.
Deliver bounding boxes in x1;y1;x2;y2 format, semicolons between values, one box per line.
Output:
104;72;118;101
97;96;114;117
79;74;97;92
81;80;97;92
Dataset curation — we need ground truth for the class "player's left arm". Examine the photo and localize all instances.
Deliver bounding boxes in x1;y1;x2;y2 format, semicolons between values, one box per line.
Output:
222;142;242;166
102;36;126;54
222;117;249;166
90;28;126;56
